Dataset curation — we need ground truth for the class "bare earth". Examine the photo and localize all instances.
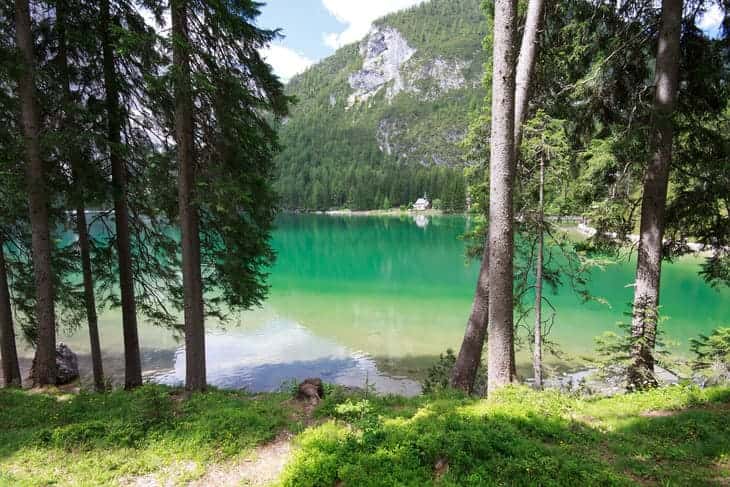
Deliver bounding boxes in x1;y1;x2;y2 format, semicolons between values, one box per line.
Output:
189;431;295;487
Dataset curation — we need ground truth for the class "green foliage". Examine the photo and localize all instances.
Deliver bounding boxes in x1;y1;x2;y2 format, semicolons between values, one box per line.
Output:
691;327;730;384
2;385;730;485
280;385;730;486
422;349;487;395
422;349;457;394
0;386;290;485
592;317;675;389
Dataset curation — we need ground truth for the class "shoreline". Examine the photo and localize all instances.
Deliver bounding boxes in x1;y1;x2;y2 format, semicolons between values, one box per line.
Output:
320;208;449;217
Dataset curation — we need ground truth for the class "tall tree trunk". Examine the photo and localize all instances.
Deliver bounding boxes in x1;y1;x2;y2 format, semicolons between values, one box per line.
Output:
533;155;545;389
76;205;105;391
451;0;545;393
0;238;21;387
57;0;105;392
450;244;488;393
514;0;546;150
15;0;57;386
100;0;142;389
172;0;206;392
487;0;518;394
628;0;682;391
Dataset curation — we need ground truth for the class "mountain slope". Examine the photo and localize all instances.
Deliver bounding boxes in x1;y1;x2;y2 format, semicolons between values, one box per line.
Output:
275;0;486;211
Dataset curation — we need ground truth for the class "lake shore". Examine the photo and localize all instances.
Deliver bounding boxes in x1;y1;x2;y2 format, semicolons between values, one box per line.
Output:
319;208;448;217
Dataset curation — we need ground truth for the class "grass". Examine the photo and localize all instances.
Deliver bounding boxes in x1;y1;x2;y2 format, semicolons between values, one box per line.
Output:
0;385;293;486
0;384;728;486
279;385;730;486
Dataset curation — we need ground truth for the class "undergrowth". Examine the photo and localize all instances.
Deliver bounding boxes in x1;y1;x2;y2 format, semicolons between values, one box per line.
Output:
1;384;728;486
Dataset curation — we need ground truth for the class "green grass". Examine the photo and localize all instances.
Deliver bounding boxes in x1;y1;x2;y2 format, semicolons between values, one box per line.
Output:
0;384;728;486
281;385;730;486
0;385;293;486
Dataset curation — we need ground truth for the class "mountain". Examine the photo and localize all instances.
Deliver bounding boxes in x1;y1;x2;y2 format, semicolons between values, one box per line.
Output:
275;0;487;211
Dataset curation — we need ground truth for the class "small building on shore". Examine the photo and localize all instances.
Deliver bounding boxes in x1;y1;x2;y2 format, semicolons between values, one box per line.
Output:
413;197;430;211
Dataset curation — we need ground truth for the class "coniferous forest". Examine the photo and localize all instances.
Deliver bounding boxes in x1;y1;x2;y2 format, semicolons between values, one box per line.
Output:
1;0;729;485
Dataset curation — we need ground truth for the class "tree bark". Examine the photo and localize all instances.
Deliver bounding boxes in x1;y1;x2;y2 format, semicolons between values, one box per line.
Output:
628;0;682;391
514;0;546;150
450;244;488;393
100;0;142;389
533;155;545;389
0;238;21;387
57;0;105;392
629;0;682;389
487;0;518;394
451;0;545;394
172;0;206;392
76;206;105;391
15;0;57;386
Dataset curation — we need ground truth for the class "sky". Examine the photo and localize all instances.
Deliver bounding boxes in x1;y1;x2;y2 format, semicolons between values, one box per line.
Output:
256;0;726;82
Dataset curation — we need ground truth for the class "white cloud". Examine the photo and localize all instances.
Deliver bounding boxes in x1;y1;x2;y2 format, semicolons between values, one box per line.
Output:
321;0;426;49
697;4;724;34
260;44;315;82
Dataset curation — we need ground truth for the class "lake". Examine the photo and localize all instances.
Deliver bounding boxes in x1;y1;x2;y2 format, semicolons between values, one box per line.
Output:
18;213;730;393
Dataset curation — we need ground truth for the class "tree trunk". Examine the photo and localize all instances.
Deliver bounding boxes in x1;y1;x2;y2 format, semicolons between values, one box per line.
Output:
57;0;105;392
75;206;104;391
628;0;682;391
451;0;545;394
487;0;518;394
15;0;57;386
450;244;488;393
533;155;545;389
0;238;21;387
172;0;206;392
100;0;142;389
514;0;546;150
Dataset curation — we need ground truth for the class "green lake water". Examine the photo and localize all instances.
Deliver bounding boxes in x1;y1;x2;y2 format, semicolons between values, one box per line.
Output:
19;213;729;393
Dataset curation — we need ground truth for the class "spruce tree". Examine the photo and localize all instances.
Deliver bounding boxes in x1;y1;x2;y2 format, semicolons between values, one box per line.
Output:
167;0;289;391
15;0;57;386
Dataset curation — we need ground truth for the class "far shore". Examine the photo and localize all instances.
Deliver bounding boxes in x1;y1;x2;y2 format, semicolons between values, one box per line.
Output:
318;208;449;217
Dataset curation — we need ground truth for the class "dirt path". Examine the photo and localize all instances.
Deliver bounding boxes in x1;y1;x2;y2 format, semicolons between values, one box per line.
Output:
188;431;295;487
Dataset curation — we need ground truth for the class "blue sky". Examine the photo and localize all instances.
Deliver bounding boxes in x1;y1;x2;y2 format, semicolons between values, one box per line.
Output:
256;1;726;82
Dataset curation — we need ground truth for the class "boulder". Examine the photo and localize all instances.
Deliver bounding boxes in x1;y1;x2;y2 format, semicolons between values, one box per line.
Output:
296;378;324;404
29;343;79;385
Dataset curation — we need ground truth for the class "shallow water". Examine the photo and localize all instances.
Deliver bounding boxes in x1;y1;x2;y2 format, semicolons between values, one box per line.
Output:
18;214;730;393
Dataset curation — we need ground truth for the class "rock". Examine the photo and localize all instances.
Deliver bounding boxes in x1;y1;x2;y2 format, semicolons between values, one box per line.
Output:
296;378;324;404
541;365;682;397
29;343;80;385
347;26;416;107
434;457;449;480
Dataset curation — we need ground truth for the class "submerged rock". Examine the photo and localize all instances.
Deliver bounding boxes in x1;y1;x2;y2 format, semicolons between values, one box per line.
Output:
29;343;80;385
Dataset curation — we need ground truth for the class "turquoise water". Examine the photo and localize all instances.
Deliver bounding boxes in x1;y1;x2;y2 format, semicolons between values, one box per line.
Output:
23;213;729;392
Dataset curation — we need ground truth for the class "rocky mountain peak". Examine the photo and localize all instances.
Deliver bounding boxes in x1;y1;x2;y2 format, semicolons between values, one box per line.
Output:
347;26;416;107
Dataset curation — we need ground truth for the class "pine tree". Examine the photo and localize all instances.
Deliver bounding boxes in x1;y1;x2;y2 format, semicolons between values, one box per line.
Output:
56;0;104;392
167;0;290;391
628;0;683;390
15;0;57;386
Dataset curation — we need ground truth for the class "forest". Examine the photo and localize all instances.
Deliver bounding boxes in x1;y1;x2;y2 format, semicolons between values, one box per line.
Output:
1;0;729;485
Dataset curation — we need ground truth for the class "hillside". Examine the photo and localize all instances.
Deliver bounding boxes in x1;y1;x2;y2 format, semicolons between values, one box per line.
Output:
275;0;486;211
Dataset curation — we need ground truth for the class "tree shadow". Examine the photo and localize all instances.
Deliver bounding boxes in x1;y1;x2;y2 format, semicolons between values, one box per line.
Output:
280;388;730;486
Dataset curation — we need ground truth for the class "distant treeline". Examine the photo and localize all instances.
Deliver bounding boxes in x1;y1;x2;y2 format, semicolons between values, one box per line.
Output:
276;161;467;211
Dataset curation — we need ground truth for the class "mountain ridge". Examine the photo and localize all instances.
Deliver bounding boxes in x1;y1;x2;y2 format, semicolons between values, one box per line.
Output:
275;0;486;210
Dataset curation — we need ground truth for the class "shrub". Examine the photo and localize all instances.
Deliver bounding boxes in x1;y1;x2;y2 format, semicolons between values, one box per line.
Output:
690;327;730;385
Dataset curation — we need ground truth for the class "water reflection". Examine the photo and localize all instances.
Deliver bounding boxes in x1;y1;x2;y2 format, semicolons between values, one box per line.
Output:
413;214;429;228
151;319;421;395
